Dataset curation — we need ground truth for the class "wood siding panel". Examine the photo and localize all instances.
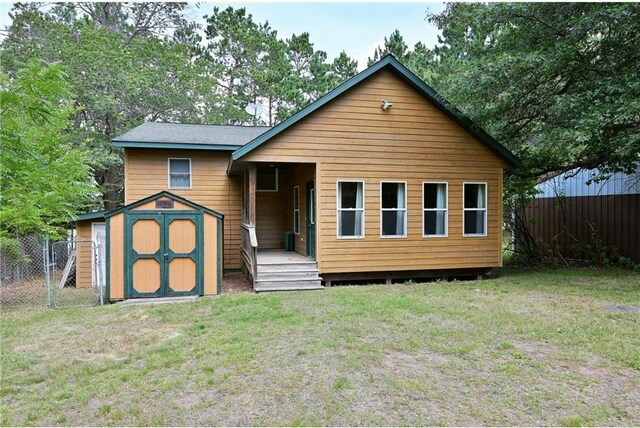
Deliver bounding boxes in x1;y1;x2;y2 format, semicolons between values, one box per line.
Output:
203;213;218;295
241;69;507;274
125;149;242;270
256;171;288;249
75;221;93;288
109;213;125;299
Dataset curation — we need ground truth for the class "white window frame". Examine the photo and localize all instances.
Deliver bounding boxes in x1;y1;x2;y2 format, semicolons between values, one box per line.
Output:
463;182;488;237
380;181;407;239
167;158;192;190
293;186;300;235
422;181;448;238
256;166;278;192
336;180;365;239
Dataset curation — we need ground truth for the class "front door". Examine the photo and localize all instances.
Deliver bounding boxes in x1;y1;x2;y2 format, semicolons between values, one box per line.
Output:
125;212;203;298
306;181;316;258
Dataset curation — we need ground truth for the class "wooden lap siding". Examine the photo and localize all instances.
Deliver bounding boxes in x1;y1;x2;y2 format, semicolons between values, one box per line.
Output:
75;221;93;288
256;171;288;249
125;149;242;270
240;69;507;274
255;164;316;253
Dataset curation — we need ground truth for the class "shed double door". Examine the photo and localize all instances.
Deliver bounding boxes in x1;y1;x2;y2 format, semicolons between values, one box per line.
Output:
125;212;203;298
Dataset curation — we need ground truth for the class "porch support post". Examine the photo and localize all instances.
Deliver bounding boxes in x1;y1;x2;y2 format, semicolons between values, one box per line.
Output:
248;163;256;226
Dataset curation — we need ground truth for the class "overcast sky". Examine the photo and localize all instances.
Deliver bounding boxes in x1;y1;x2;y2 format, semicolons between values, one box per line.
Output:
0;2;446;70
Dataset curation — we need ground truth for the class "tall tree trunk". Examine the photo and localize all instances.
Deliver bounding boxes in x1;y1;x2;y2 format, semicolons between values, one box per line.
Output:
100;163;123;211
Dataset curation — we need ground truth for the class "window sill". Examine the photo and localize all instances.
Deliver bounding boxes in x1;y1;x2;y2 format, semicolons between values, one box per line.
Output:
337;236;365;240
463;234;488;238
423;234;448;238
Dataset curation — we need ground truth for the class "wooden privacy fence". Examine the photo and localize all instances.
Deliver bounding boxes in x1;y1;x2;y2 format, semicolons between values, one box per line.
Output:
520;193;639;263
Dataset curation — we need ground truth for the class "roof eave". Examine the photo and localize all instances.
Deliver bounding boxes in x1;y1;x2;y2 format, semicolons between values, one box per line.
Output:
112;141;242;151
75;211;106;222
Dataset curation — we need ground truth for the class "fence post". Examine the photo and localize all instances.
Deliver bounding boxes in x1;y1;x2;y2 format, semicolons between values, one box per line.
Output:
44;234;51;308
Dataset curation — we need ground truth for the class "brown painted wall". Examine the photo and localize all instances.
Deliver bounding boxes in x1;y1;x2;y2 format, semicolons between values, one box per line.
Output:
125;149;242;270
522;194;640;263
241;68;508;274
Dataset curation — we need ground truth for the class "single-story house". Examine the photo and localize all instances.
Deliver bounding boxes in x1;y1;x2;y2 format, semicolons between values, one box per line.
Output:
75;55;521;300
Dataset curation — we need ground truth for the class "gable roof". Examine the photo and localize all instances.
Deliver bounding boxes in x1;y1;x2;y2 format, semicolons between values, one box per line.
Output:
232;55;521;168
104;191;223;219
112;122;271;151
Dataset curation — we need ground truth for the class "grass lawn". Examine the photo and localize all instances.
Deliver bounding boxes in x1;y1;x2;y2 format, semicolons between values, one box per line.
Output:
1;268;639;426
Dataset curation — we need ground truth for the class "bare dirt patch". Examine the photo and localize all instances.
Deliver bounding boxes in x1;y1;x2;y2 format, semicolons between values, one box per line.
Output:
222;272;252;293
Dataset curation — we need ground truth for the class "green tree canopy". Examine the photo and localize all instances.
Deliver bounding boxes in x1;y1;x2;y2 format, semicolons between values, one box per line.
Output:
0;61;96;243
1;3;213;210
427;3;640;181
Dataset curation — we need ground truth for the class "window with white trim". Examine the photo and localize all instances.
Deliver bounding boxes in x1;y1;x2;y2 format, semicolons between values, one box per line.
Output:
463;183;487;236
423;182;448;237
168;158;191;189
337;181;364;238
293;186;300;234
257;166;278;191
380;182;407;238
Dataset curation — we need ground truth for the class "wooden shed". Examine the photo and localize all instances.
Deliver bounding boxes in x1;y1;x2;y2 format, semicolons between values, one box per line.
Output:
104;191;223;301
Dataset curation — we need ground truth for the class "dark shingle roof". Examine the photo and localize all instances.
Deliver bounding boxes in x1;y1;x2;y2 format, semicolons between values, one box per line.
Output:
112;122;271;151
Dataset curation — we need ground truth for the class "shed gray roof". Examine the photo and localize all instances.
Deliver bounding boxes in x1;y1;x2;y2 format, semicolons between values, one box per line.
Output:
112;122;271;151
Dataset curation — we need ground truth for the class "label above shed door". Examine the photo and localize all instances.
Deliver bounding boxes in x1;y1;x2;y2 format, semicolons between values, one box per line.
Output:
155;198;175;209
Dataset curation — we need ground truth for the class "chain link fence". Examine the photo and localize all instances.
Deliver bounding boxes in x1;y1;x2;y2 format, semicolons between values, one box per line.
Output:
47;239;104;308
1;235;105;312
0;235;48;311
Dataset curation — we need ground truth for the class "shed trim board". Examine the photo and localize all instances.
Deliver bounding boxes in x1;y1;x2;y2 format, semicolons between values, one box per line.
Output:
231;55;521;168
105;217;111;300
124;211;204;298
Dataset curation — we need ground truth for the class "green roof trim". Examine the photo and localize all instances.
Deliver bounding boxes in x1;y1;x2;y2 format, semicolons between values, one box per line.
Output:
232;55;521;168
75;211;106;222
104;191;224;219
112;141;242;151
